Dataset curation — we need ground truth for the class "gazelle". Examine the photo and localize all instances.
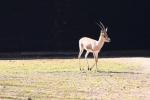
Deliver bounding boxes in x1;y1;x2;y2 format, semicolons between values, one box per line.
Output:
78;21;111;71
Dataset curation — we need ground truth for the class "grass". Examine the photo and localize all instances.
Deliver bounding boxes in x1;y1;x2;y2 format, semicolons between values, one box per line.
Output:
0;58;149;100
0;58;138;74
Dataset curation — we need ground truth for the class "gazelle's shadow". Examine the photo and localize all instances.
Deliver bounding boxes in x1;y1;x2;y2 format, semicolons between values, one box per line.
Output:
96;70;142;75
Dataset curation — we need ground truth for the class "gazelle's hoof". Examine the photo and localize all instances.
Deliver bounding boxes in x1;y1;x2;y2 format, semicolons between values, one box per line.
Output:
89;68;92;71
80;68;85;71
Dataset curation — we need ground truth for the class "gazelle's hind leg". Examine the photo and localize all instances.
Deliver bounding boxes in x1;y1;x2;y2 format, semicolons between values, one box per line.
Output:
85;51;90;70
78;50;83;71
78;45;84;70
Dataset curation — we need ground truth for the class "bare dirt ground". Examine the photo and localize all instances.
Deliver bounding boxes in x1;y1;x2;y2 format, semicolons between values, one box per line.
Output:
106;57;150;73
0;57;150;100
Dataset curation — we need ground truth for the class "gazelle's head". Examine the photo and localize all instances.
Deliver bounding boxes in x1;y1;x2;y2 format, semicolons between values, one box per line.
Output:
100;28;111;42
97;21;111;43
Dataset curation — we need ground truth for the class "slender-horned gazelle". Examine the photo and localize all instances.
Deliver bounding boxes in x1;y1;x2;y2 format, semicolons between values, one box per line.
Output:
78;21;111;71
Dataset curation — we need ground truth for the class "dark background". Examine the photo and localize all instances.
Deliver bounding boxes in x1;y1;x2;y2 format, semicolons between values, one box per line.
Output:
0;0;150;52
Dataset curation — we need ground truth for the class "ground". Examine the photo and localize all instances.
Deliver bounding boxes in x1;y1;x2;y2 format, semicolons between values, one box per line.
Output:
0;57;150;100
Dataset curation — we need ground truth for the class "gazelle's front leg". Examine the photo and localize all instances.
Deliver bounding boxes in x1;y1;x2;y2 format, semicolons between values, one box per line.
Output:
95;54;99;71
89;52;98;71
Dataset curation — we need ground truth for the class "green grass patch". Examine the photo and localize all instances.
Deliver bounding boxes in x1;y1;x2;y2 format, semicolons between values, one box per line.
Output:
0;58;139;75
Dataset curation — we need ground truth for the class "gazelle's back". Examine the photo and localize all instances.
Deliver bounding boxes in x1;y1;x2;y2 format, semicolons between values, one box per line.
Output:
79;37;97;52
79;37;97;42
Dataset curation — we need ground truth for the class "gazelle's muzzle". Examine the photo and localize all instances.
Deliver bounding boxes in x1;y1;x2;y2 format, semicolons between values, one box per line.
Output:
107;38;111;42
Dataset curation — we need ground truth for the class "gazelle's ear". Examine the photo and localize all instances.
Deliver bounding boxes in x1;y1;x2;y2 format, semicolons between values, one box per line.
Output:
105;27;108;32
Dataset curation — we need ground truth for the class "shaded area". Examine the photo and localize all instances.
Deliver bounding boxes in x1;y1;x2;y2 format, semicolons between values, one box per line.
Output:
0;50;150;59
0;0;150;52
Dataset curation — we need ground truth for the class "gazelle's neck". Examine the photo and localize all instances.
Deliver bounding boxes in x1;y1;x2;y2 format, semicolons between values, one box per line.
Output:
97;35;105;50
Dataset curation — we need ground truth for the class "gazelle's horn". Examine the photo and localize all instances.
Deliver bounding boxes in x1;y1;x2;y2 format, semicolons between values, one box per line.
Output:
99;21;105;30
96;22;104;30
100;21;108;34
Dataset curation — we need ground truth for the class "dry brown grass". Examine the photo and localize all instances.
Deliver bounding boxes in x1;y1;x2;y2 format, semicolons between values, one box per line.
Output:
0;57;149;100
